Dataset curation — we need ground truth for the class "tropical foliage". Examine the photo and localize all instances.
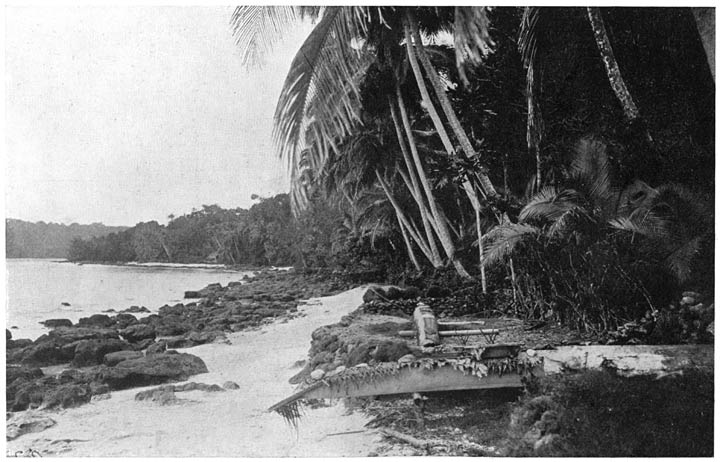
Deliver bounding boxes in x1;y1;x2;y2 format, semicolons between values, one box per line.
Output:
231;6;713;334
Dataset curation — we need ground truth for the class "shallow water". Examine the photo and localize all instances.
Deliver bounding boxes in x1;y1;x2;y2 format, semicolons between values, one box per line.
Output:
5;259;249;340
6;287;380;457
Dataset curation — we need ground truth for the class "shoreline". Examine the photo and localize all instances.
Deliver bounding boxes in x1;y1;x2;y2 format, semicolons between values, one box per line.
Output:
7;287;383;457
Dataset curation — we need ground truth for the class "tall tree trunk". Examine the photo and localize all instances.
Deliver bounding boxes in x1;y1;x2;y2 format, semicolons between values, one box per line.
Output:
476;207;487;294
396;166;443;266
375;170;439;267
408;15;497;197
396;85;471;278
390;98;443;264
397;216;422;271
692;7;715;82
586;7;640;121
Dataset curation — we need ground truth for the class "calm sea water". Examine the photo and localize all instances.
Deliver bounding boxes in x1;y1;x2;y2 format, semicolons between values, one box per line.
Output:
5;259;249;340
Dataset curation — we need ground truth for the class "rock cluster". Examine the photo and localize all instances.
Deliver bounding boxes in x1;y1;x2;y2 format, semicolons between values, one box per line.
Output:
6;269;353;413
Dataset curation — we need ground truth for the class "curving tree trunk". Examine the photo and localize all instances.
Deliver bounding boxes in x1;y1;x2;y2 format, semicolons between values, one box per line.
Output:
390;97;443;265
395;82;471;278
586;7;640;122
408;15;497;198
375;170;439;267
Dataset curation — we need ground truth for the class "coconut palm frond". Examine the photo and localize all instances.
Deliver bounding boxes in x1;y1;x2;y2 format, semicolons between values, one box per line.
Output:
518;7;544;161
278;7;376;213
547;206;590;238
482;223;539;266
569;138;613;205
608;214;669;239
519;186;579;223
665;236;702;283
453;6;495;86
231;6;298;68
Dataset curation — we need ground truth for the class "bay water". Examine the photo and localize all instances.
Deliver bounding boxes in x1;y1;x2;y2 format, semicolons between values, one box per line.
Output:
5;259;249;341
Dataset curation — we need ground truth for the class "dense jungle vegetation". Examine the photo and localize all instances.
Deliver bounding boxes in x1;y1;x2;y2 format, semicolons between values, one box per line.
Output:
66;7;714;339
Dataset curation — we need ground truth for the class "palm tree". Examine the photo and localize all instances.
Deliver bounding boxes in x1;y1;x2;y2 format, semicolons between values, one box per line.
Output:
232;6;502;279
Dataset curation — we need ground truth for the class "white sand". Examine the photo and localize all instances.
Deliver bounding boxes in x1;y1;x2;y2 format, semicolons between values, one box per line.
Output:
6;287;383;457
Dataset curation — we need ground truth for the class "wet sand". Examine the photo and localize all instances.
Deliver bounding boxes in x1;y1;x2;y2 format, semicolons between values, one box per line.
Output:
7;287;382;457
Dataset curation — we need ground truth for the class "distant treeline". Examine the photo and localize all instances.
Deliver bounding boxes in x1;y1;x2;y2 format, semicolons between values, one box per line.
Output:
6;219;128;258
65;194;346;267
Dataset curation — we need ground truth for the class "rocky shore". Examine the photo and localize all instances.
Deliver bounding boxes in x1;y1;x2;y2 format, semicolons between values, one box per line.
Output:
6;269;359;438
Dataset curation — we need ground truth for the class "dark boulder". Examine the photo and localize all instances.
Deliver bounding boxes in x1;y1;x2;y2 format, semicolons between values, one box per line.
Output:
136;314;160;325
131;338;156;351
7;329;12;341
113;313;138;329
122;305;150;313
164;335;195;349
184;291;202;298
13;342;73;366
48;326;120;342
186;330;228;346
77;314;116;328
120;324;156;343
7;338;33;350
99;352;208;390
7;365;44;386
71;338;132;367
104;350;143;366
41;318;73;328
134;385;177;404
43;383;92;409
146;340;168;355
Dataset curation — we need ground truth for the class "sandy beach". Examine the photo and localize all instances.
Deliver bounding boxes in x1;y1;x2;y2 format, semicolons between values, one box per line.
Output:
7;287;382;457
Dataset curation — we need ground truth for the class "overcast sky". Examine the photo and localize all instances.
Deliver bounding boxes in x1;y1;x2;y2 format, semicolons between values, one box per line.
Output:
5;6;311;226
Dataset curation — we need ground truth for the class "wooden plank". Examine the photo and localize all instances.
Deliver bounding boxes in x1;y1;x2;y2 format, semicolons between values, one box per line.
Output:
398;329;499;337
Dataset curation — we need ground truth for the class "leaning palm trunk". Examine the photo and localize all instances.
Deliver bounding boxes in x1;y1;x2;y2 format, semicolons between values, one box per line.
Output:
395;84;471;278
586;8;640;122
396;166;443;265
397;215;422;270
404;20;486;280
408;16;497;198
475;207;487;293
375;170;441;268
390;98;443;264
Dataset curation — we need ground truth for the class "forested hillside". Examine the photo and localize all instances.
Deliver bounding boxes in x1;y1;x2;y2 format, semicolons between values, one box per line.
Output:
6;220;128;258
65;194;348;267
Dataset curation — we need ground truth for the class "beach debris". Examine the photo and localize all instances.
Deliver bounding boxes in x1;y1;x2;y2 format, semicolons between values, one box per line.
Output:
6;413;57;441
